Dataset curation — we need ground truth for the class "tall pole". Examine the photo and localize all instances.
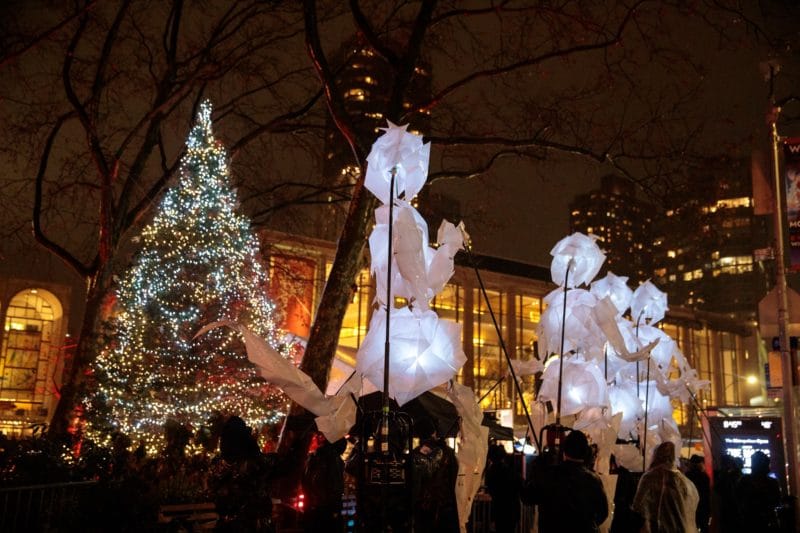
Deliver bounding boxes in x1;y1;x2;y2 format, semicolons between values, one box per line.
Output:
381;167;397;454
769;109;800;522
555;261;572;428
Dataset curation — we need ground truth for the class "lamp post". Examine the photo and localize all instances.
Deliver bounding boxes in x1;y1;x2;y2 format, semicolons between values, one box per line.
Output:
720;374;760;406
767;84;800;525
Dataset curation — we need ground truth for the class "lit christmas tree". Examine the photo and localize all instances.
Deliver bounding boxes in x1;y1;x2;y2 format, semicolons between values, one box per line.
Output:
86;100;287;452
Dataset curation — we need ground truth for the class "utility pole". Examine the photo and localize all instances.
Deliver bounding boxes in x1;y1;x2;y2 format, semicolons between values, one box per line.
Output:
767;84;800;529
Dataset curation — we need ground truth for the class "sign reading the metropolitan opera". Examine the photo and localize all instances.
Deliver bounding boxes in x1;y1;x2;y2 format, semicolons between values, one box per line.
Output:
784;138;800;271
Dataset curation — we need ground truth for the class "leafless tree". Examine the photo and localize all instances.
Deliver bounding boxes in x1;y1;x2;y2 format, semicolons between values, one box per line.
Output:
0;0;788;445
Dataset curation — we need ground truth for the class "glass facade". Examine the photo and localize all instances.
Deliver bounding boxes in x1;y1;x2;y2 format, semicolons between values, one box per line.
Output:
265;240;762;439
0;288;66;437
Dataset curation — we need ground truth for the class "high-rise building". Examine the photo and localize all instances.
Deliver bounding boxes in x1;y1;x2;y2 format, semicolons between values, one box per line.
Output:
568;174;654;281
651;161;770;321
317;34;432;240
569;164;770;321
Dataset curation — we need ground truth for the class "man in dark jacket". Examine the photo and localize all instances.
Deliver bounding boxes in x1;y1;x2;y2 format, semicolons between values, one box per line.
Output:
485;444;522;533
685;455;711;533
412;417;460;533
735;451;782;532
302;432;347;533
529;429;609;532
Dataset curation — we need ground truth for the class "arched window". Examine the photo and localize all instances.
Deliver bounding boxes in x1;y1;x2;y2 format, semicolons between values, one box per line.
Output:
0;289;62;408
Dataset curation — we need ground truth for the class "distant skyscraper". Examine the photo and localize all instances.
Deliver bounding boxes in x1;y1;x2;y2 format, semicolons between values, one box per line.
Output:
650;161;769;320
318;34;432;240
569;174;654;281
569;164;769;321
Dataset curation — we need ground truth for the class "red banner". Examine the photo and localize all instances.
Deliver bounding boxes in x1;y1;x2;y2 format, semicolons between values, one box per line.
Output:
784;138;800;271
268;254;316;339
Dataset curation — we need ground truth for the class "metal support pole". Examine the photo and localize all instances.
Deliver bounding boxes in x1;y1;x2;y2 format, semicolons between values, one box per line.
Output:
555;262;572;428
769;118;800;521
381;167;397;454
463;239;542;451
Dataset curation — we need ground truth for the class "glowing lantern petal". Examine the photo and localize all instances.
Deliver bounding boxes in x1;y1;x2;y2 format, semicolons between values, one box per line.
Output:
637;325;677;370
365;121;430;205
608;381;644;439
590;272;633;315
631;280;668;326
538;288;605;360
550;232;606;288
356;308;465;406
538;355;609;416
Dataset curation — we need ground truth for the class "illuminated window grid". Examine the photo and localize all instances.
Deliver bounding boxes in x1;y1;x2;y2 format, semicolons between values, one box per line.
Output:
0;291;56;436
472;288;507;411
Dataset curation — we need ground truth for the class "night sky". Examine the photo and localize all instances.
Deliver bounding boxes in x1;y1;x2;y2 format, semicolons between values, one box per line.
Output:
1;1;799;295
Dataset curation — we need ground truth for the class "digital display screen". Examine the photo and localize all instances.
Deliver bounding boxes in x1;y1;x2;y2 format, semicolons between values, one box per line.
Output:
721;435;771;474
705;416;785;493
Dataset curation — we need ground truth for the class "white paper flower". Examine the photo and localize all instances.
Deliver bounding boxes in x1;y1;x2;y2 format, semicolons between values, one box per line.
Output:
590;272;633;315
356;308;465;406
370;205;464;311
631;280;668;326
538;355;609;416
639;380;674;423
537;288;605;360
637;325;677;370
608;381;644;439
550;232;606;288
365;121;430;205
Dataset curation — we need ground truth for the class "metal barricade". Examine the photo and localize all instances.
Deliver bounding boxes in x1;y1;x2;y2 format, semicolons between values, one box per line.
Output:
0;480;97;532
468;491;535;533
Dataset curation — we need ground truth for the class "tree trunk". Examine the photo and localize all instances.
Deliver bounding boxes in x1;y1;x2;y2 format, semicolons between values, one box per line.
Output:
275;172;377;495
48;266;111;442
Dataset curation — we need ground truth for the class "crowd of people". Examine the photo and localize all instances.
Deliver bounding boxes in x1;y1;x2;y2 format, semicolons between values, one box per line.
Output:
273;417;790;533
17;410;787;532
479;429;789;533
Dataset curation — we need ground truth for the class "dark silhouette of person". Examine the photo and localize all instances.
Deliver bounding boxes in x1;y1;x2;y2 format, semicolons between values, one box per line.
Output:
632;441;698;533
712;453;742;533
685;455;710;533
735;451;782;532
484;443;522;533
412;416;459;533
528;429;609;532
609;454;642;533
302;432;347;533
210;415;275;532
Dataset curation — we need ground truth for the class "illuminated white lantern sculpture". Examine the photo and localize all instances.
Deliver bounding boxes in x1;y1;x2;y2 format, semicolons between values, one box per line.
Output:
356;308;466;406
637;325;677;371
591;272;633;315
550;232;606;288
364;121;430;204
360;121;466;408
631;280;668;326
538;288;605;360
608;381;644;439
539;355;609;416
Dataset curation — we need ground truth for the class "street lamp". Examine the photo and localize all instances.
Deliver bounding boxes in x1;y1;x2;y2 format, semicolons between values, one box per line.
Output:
720;373;761;406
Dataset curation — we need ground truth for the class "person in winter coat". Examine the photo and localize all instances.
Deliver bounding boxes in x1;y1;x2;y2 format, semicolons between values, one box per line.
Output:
734;451;782;532
632;441;698;533
528;429;609;533
209;416;276;532
302;432;347;533
484;444;522;533
412;416;460;533
685;455;710;533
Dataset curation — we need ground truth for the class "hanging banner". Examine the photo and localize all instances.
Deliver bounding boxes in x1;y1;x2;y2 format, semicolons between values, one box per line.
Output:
784;137;800;271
